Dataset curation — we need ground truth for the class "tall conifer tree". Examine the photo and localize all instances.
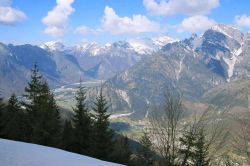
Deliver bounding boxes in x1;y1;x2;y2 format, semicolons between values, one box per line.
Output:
61;120;74;151
23;64;61;146
111;136;131;164
0;94;5;137
92;88;114;160
138;132;154;166
72;80;92;155
193;129;209;166
1;94;29;141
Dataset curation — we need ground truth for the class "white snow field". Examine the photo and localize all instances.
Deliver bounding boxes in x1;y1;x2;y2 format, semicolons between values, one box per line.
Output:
0;139;122;166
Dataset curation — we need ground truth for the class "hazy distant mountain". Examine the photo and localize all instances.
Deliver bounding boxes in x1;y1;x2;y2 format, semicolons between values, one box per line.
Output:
0;42;94;96
0;35;173;96
41;36;174;79
0;43;60;96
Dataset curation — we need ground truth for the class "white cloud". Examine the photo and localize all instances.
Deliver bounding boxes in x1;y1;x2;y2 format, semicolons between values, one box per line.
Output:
42;0;75;37
178;15;216;33
75;26;94;35
234;15;250;29
0;0;26;25
101;6;160;34
143;0;219;16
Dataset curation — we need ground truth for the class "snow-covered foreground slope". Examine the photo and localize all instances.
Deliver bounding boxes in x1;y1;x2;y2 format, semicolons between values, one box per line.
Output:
0;139;122;166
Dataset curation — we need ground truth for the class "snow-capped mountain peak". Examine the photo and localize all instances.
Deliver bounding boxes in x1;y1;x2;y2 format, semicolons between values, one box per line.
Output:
211;24;243;43
40;35;175;56
152;35;175;47
128;35;174;55
74;42;106;56
40;41;65;51
127;38;154;55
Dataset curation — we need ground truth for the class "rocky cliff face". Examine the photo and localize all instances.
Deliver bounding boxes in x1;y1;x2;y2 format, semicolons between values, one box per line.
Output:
98;25;250;119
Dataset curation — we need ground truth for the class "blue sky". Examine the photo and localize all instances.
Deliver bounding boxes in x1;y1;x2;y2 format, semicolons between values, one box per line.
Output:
0;0;250;45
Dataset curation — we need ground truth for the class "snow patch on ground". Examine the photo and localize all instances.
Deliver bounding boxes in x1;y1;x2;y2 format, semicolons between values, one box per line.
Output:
0;139;122;166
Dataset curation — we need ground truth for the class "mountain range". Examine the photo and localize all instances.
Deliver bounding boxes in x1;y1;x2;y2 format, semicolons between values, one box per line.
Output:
99;24;250;118
0;35;173;96
1;24;250;119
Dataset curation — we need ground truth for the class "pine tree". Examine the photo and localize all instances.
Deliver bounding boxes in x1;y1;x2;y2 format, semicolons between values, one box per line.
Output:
23;64;44;104
1;94;29;141
42;82;61;146
72;81;92;155
23;64;61;146
138;132;154;166
111;135;131;164
193;129;209;166
92;88;114;160
61;120;74;151
0;95;4;111
178;129;196;166
22;64;44;141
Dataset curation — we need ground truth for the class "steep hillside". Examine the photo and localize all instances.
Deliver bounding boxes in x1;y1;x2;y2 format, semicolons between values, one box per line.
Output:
0;43;89;97
99;24;250;119
202;78;250;110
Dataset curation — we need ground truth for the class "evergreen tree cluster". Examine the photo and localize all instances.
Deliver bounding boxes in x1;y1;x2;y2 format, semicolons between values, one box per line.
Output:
0;65;132;165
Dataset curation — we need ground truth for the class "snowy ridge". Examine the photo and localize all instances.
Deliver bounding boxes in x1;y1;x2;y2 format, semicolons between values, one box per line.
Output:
0;139;122;166
128;35;174;55
211;24;244;43
74;42;110;56
41;35;174;56
152;35;175;47
211;25;234;38
40;41;65;51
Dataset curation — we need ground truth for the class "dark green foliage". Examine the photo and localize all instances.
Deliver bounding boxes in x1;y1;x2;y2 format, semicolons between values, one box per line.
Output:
137;132;154;166
72;81;92;155
110;122;130;132
0;95;5;111
193;129;209;166
23;64;61;146
179;129;196;166
179;128;209;166
23;64;44;103
1;94;29;141
111;136;131;164
0;94;6;137
92;88;114;160
61;120;74;151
